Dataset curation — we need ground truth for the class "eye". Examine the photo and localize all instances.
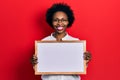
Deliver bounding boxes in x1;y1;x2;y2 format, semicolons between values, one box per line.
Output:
61;19;68;22
52;19;68;22
53;19;58;22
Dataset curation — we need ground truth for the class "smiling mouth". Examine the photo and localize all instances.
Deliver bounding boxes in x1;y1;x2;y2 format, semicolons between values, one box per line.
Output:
56;26;64;31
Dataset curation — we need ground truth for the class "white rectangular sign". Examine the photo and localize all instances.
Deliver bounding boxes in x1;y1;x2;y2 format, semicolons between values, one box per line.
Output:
35;40;86;75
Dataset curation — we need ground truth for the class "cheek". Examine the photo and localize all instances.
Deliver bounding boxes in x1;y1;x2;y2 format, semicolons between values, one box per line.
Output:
52;22;56;29
65;22;69;26
52;22;57;26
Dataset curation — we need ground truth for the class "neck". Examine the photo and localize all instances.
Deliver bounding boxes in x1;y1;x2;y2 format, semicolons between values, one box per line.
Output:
53;32;67;41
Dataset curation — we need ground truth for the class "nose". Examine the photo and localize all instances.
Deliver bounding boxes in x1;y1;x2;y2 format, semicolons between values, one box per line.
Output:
58;19;63;23
57;20;63;25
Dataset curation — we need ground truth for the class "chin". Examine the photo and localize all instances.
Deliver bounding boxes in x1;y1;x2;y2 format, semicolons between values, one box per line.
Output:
56;30;65;34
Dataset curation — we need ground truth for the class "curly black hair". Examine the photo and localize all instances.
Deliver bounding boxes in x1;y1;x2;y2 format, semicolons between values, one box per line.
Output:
46;3;75;28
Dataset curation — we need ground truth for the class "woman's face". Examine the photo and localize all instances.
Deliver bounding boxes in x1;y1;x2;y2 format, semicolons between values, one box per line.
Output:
52;11;69;34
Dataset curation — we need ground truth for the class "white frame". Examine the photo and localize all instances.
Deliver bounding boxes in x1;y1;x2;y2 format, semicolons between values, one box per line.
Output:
35;40;86;75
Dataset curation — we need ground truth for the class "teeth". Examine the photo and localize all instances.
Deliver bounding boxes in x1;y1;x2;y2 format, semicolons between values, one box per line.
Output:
57;26;63;30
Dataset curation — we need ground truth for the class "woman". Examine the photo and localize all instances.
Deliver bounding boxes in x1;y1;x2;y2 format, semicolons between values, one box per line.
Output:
32;3;91;80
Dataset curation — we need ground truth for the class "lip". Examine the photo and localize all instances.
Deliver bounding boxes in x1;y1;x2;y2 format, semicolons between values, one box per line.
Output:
56;26;64;31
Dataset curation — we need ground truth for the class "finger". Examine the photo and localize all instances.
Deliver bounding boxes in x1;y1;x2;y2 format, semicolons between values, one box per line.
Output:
84;51;90;54
32;61;38;66
32;56;38;60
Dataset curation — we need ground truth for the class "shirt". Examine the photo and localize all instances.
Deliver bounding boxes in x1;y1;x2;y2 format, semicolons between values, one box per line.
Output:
41;33;81;80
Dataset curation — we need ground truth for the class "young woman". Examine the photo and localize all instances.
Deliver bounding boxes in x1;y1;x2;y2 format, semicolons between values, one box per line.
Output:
32;3;91;80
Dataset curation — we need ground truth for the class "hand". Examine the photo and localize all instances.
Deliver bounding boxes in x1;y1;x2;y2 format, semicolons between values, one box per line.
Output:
31;55;38;66
84;51;92;66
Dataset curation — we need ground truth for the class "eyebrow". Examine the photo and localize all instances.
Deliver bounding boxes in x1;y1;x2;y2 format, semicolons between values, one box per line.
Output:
53;18;68;20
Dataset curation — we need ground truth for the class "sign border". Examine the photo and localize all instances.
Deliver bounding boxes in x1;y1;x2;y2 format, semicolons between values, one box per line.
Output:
35;40;86;75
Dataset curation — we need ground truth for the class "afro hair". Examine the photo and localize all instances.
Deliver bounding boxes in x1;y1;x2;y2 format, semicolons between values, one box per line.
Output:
46;3;75;28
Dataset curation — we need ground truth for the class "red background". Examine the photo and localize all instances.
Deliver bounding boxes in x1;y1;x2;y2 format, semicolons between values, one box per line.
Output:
0;0;120;80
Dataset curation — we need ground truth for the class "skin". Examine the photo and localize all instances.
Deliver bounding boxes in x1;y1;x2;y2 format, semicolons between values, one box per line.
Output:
32;11;69;67
32;11;91;67
52;11;69;41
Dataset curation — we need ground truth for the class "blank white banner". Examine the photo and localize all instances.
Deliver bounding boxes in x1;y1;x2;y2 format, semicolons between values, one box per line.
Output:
35;40;86;75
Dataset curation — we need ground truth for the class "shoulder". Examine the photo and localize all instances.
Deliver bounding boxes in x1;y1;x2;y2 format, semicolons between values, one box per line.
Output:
41;35;55;41
66;34;80;40
69;36;80;40
41;36;51;41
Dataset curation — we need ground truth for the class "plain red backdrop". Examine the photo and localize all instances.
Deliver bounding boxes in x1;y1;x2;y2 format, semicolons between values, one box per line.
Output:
0;0;120;80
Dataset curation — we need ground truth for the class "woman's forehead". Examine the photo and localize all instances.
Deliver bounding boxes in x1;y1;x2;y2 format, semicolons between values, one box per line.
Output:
53;11;68;19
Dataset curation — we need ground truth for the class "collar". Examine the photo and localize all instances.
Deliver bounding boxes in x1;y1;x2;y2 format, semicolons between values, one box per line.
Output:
51;32;69;40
